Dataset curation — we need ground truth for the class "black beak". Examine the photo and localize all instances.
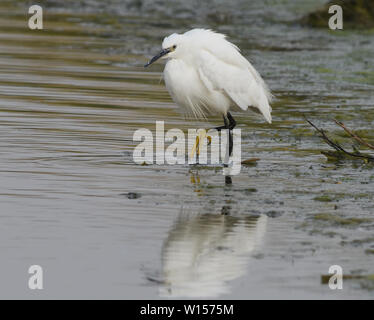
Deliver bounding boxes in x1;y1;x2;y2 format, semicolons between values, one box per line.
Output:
144;48;170;67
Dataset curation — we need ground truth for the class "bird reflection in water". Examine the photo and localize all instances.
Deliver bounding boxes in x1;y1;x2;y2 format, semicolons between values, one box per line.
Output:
157;172;267;298
159;210;267;297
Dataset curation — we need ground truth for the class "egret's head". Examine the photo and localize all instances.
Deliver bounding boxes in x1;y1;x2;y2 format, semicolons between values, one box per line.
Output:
144;33;184;67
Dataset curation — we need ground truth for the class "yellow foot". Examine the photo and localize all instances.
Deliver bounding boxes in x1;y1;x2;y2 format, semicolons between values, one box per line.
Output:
190;130;212;160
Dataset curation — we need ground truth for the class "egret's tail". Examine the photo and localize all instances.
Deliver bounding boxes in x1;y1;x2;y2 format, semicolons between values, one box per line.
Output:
247;64;273;124
261;102;272;124
255;92;272;124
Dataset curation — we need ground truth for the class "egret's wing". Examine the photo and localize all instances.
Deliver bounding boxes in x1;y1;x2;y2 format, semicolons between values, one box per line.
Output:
197;49;272;123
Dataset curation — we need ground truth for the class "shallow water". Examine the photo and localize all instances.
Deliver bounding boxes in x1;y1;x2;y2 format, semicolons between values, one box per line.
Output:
0;0;374;299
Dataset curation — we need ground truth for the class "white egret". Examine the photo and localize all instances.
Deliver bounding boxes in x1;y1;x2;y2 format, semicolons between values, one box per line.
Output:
145;28;272;158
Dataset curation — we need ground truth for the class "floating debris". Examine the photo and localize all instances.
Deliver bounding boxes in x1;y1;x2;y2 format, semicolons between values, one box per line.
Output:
241;158;260;166
265;210;283;218
121;192;141;199
244;188;258;194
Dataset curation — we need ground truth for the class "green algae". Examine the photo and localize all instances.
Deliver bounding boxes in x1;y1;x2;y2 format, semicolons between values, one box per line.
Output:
313;213;371;225
313;195;334;202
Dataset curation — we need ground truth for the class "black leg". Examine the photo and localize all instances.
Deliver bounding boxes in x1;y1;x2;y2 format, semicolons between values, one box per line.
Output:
223;116;233;184
227;112;236;156
225;175;232;185
214;113;236;155
214;112;236;131
222;112;236;156
216;112;237;186
214;124;227;131
227;112;236;130
224;125;233;185
222;114;233;156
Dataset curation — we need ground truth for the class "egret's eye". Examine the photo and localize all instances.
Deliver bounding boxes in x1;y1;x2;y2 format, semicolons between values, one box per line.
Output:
172;45;177;50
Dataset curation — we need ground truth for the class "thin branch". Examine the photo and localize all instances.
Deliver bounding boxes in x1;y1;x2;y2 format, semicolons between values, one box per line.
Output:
334;119;374;150
306;118;374;162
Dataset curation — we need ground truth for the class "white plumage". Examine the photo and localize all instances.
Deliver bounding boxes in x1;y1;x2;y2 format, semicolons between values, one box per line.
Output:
147;29;272;123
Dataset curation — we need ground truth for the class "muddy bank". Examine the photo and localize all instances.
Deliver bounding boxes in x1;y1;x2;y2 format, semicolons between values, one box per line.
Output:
301;0;374;29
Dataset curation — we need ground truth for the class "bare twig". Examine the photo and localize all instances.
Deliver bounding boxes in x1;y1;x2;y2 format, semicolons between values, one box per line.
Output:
306;118;374;162
334;119;374;150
